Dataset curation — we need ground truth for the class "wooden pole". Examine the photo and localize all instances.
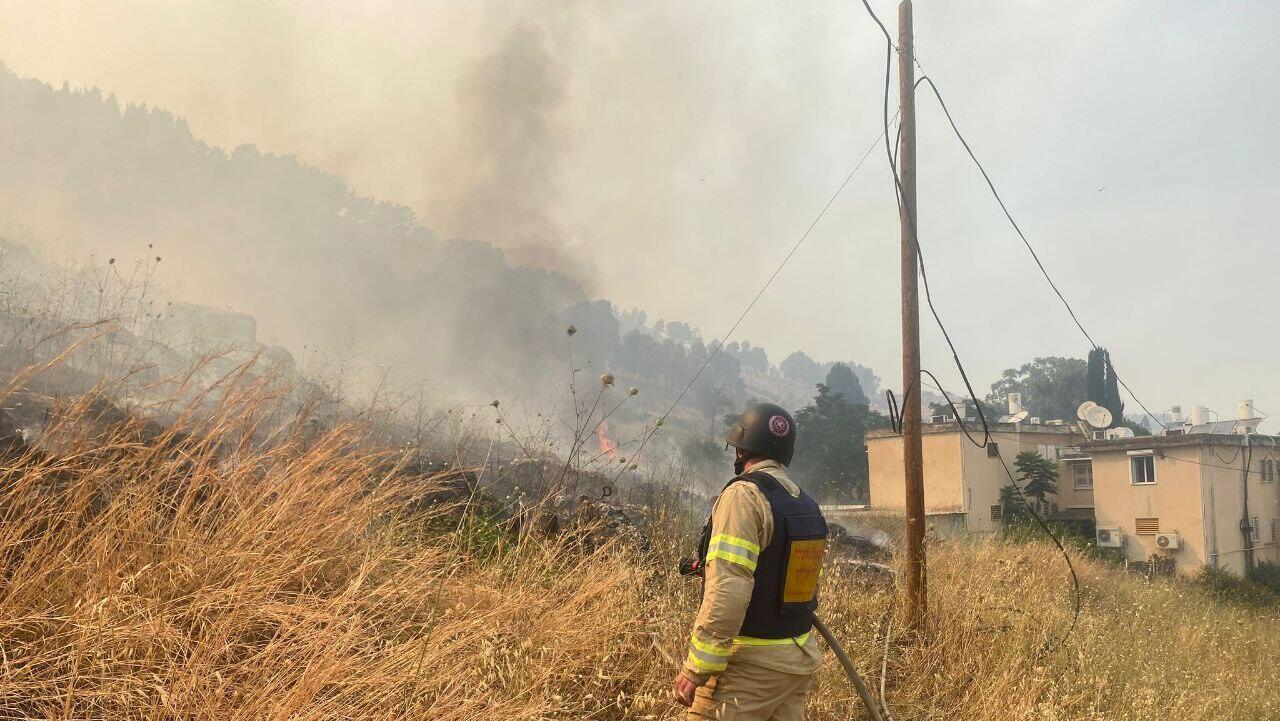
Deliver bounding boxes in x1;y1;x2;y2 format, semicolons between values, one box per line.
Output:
897;0;926;633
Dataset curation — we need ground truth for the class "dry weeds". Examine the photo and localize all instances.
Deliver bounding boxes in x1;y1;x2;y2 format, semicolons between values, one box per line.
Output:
1;382;1277;720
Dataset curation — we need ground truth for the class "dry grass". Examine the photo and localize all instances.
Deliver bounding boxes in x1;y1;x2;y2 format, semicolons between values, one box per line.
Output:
2;384;1278;720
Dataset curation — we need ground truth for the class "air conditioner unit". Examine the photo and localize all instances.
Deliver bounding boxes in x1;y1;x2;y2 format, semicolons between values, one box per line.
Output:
1154;532;1182;551
1096;527;1125;548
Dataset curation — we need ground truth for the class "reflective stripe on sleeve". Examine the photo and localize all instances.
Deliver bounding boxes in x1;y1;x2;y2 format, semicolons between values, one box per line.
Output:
687;634;732;671
706;533;760;571
734;632;810;647
686;646;729;672
710;533;761;554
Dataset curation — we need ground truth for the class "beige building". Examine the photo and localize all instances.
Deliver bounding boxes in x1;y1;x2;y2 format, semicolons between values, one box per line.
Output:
1083;433;1280;575
867;421;1089;536
864;402;1280;576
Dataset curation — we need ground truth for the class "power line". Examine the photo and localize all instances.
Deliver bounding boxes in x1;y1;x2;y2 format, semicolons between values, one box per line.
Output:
910;68;1167;432
612;120;895;484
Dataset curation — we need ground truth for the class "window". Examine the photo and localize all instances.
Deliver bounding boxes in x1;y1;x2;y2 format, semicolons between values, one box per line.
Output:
1072;463;1094;490
1130;454;1156;485
1135;517;1160;535
987;442;1000;458
1252;516;1261;543
990;504;1002;521
1263;460;1276;483
1271;519;1277;544
1051;503;1059;514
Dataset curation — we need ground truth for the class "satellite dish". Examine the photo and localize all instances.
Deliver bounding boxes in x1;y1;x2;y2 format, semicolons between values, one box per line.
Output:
1010;409;1030;423
1112;427;1135;438
1077;401;1098;421
1085;406;1114;429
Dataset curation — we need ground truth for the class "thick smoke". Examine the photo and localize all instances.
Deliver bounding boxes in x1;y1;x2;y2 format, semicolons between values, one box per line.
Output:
0;64;586;402
443;22;591;282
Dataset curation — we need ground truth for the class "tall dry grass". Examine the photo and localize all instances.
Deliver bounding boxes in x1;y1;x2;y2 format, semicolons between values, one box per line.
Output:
2;379;1278;720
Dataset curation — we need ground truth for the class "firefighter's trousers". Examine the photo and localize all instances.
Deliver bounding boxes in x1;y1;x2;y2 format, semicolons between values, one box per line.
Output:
687;660;813;721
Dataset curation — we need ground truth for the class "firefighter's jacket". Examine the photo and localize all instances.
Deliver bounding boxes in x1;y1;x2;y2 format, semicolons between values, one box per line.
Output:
680;459;822;684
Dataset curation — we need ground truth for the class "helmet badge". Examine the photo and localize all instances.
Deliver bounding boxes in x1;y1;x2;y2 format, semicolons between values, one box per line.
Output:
768;415;791;437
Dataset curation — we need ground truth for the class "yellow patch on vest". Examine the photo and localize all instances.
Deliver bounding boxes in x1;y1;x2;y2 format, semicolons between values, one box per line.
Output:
782;539;826;603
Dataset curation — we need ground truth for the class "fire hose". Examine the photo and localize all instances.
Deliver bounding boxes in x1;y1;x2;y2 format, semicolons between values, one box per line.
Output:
811;612;885;721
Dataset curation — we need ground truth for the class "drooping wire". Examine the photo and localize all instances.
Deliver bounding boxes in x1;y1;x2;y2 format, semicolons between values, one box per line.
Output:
609;120;895;485
861;0;1078;655
1210;441;1243;466
861;0;994;452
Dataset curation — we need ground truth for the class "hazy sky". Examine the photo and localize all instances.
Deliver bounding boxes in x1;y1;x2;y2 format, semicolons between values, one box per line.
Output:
1;0;1278;424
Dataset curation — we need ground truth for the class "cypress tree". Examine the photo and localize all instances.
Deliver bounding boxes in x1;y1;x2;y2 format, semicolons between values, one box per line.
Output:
1086;347;1106;406
1102;350;1125;428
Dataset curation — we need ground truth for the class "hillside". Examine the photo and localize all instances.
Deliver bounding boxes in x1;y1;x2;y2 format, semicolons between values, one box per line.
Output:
0;65;888;455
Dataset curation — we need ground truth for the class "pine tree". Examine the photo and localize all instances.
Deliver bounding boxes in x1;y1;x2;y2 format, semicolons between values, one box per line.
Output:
824;363;868;405
793;381;870;502
1013;450;1059;502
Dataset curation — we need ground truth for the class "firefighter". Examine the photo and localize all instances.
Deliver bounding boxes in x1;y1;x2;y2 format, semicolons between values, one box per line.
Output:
673;402;829;720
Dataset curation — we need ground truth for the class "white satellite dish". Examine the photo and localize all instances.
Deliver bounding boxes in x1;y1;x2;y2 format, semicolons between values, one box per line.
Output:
1077;401;1098;421
1112;426;1134;438
1085;405;1113;429
1010;409;1030;423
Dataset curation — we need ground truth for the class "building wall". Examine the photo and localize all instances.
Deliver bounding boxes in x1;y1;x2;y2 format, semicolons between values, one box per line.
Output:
962;430;1083;533
957;436;1009;534
1091;445;1209;574
1057;459;1096;511
868;425;1081;534
1089;441;1280;575
1198;443;1280;575
868;431;966;514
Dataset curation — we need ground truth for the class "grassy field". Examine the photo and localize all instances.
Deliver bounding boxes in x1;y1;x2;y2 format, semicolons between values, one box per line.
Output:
2;386;1278;720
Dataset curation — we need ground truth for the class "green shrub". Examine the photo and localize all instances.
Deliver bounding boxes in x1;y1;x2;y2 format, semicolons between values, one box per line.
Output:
1248;561;1280;595
1197;565;1280;608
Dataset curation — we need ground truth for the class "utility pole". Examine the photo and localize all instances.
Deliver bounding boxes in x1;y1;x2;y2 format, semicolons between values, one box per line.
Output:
897;0;927;633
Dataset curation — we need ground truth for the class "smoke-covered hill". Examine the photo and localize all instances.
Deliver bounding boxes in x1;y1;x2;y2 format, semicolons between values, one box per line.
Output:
0;65;883;437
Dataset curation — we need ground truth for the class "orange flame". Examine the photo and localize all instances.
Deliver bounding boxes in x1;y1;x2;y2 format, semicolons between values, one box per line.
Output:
597;420;618;460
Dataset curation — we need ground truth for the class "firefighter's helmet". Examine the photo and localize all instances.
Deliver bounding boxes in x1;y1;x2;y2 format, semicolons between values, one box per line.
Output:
725;402;797;466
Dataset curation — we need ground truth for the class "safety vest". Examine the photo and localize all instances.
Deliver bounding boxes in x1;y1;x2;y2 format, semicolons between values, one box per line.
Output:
698;470;829;640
